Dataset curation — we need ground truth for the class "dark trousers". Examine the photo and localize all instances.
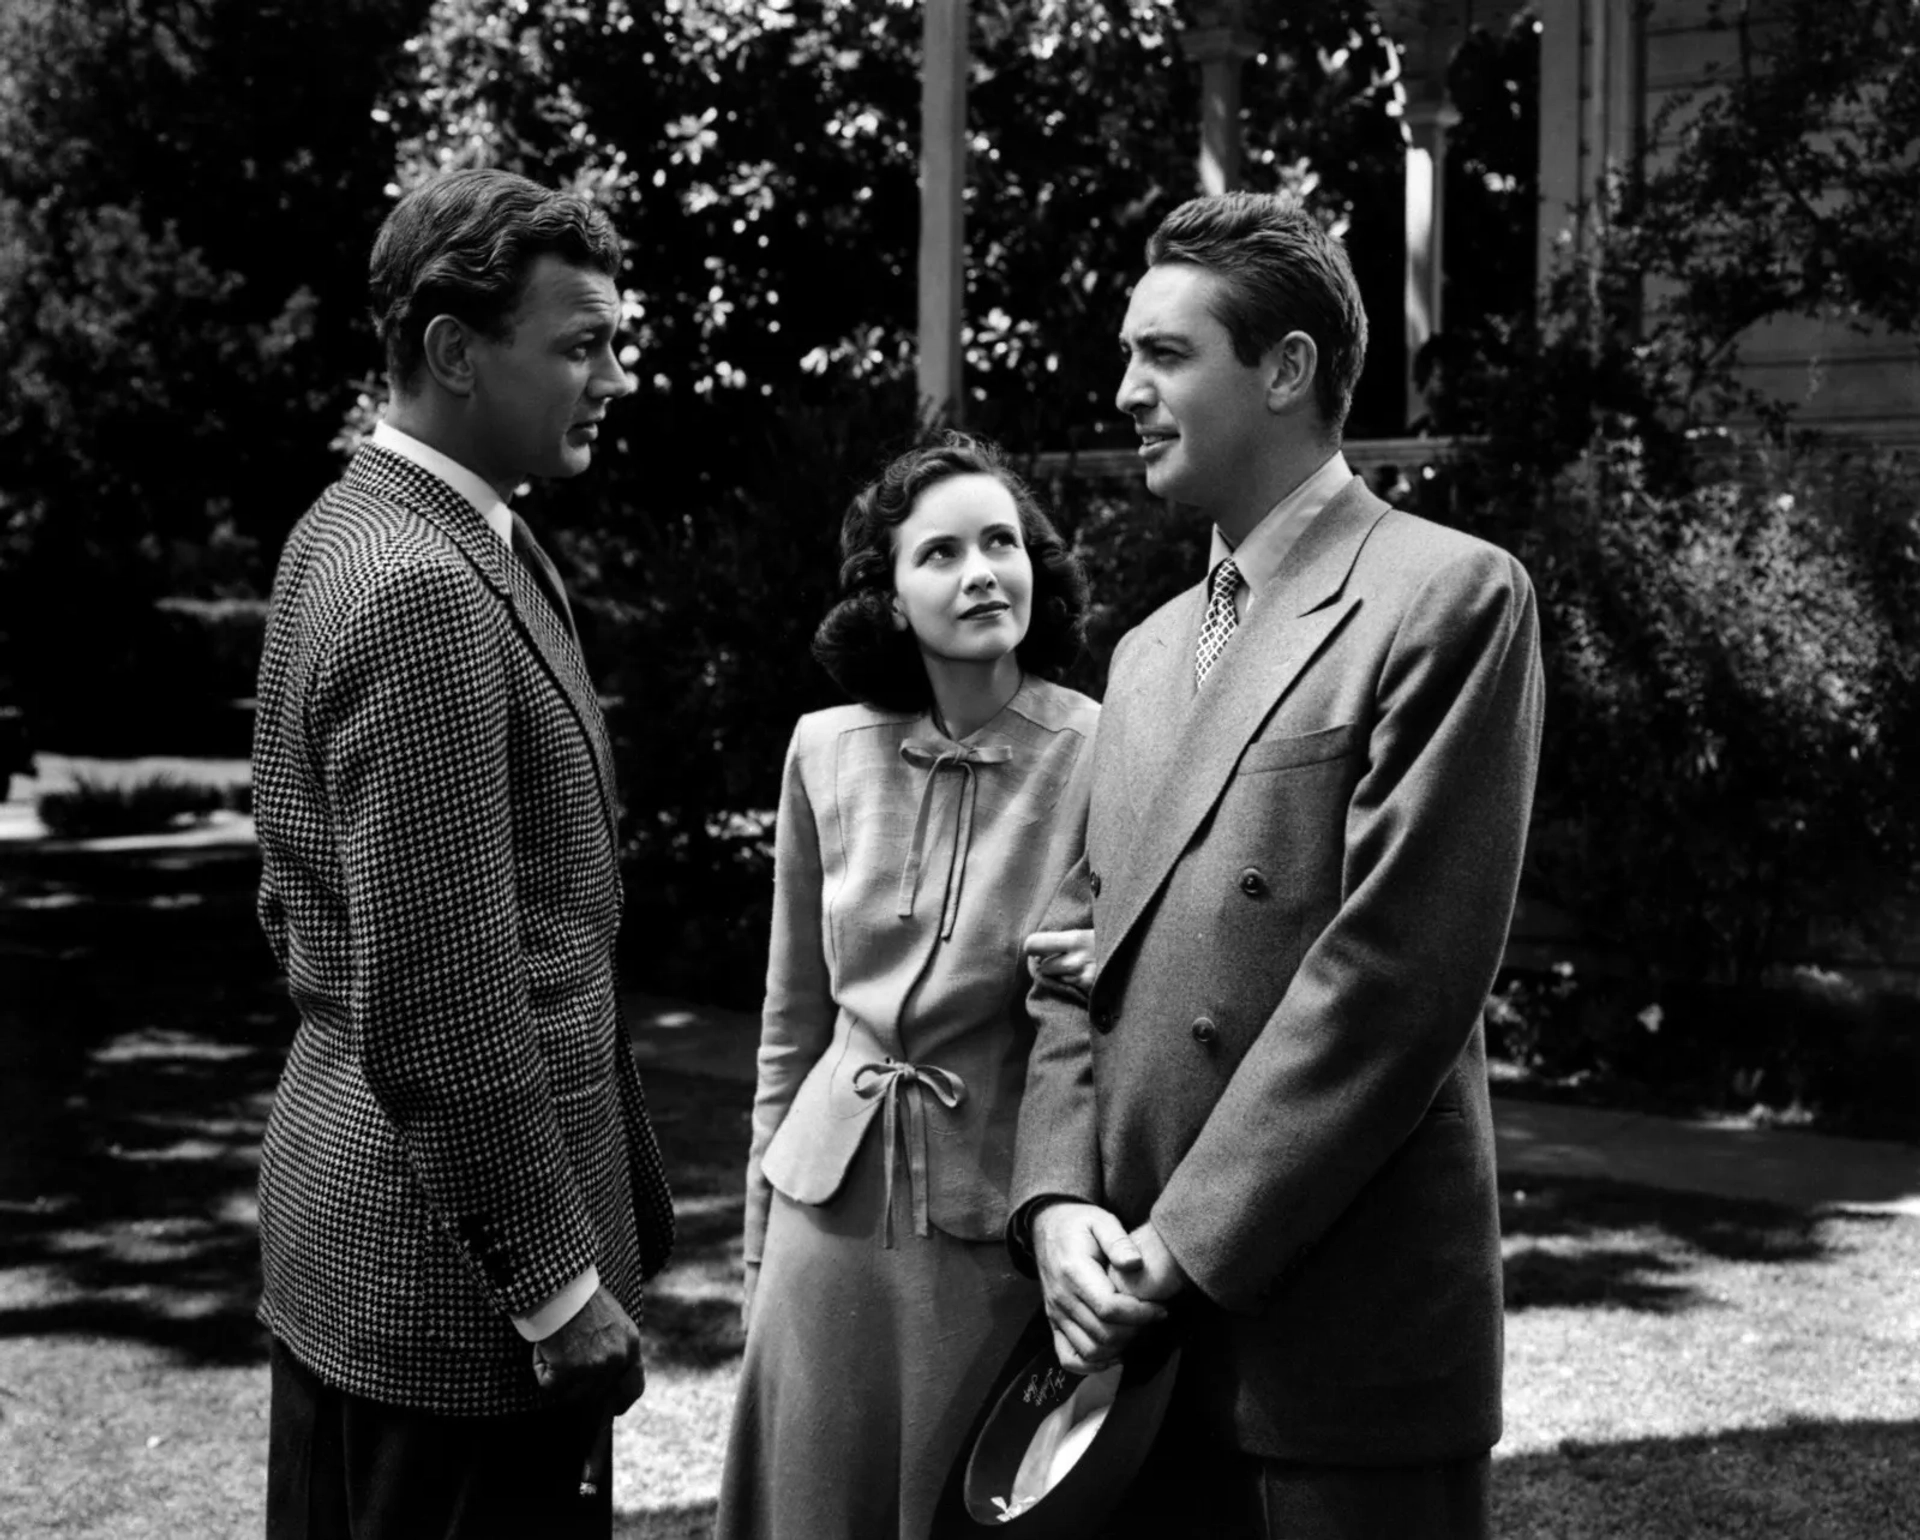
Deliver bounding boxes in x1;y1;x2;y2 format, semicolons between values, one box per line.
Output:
1102;1396;1491;1540
267;1338;611;1540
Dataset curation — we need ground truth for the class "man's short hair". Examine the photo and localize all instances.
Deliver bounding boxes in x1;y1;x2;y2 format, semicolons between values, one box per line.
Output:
1145;191;1369;436
369;169;622;392
812;432;1089;713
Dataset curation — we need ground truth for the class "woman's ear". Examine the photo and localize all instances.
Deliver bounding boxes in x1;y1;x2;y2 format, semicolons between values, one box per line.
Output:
421;314;478;397
1263;331;1318;417
889;596;909;632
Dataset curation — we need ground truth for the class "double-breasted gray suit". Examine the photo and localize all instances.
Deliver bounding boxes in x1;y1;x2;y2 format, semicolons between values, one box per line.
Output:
1012;479;1543;1466
251;445;675;1416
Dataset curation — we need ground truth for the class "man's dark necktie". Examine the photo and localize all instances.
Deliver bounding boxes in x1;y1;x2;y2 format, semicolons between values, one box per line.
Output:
510;512;581;652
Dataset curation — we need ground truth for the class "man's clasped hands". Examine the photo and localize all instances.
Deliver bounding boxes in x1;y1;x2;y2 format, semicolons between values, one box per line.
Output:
1030;1202;1188;1376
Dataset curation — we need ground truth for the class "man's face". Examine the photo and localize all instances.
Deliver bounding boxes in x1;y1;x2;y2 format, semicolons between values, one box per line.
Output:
1115;262;1274;517
466;254;633;487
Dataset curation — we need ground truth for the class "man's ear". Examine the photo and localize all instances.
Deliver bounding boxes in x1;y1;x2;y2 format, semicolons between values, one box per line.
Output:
1263;331;1318;417
421;314;478;397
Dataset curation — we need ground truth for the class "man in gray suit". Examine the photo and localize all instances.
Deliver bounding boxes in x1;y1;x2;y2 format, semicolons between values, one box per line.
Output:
253;170;674;1538
1011;192;1543;1536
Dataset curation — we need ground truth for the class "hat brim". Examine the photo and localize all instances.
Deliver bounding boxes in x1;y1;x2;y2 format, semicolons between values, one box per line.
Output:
930;1308;1184;1540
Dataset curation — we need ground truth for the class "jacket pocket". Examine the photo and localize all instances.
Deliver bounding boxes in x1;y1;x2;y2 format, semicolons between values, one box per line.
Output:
1238;722;1362;774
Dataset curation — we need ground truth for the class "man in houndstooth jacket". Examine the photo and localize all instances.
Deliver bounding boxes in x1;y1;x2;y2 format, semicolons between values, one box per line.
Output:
251;169;675;1538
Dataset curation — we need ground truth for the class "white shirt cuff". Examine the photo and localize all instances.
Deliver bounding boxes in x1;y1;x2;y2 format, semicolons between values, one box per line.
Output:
511;1265;601;1343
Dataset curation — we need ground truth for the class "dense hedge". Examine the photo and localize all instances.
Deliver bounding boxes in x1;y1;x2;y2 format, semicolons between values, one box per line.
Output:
1416;426;1920;1135
1487;961;1920;1142
22;597;265;759
1423;435;1920;992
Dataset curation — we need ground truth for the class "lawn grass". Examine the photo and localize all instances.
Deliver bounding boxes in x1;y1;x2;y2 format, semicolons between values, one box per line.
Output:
1496;1179;1920;1537
2;835;1916;1536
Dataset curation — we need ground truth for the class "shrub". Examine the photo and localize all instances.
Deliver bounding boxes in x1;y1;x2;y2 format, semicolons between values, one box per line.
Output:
21;597;265;758
1487;961;1920;1140
35;771;236;839
1506;434;1920;989
568;380;911;1008
1035;463;1207;696
1417;0;1920;1001
574;385;1218;1006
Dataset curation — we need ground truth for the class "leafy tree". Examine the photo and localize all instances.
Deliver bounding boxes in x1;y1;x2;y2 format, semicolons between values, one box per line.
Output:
0;0;430;749
1631;0;1920;392
373;0;1409;998
1420;0;1920;991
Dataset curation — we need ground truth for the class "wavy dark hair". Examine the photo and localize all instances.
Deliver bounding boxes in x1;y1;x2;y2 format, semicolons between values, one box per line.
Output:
812;433;1090;712
370;168;622;393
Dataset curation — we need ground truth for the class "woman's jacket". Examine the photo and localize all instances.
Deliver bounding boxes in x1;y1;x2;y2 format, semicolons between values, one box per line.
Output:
745;676;1099;1265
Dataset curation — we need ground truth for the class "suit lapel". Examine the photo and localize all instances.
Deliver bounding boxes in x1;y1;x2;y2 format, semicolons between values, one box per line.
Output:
346;446;622;858
1121;588;1204;825
1102;481;1390;968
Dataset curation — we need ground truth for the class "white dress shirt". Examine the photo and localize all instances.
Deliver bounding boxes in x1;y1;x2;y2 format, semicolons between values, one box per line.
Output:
1206;450;1355;622
370;421;514;549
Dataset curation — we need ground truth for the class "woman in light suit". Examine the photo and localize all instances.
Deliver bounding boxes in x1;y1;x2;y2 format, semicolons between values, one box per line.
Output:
715;433;1099;1540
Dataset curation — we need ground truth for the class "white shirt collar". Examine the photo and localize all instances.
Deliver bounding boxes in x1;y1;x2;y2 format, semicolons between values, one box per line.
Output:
1207;450;1353;607
370;421;514;547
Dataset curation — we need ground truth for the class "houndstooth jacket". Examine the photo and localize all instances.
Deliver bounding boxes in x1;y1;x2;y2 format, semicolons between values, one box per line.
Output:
250;444;675;1416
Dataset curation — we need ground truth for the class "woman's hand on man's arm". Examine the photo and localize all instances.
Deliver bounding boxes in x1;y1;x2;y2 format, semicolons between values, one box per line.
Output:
1023;927;1096;994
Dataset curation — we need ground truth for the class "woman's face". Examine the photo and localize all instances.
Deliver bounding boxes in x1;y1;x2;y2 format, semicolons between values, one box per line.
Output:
889;472;1034;669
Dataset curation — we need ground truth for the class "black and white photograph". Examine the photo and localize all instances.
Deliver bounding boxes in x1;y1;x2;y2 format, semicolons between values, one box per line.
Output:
1;1;1916;1536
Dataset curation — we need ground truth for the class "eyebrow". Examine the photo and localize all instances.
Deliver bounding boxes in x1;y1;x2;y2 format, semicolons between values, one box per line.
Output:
911;519;1019;555
1120;327;1188;350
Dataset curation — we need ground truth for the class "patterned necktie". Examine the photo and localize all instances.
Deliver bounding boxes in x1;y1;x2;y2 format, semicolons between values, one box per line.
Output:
1194;556;1242;686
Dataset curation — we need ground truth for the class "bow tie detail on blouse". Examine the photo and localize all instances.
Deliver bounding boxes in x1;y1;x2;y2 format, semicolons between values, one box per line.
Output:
896;737;1013;941
852;1057;968;1248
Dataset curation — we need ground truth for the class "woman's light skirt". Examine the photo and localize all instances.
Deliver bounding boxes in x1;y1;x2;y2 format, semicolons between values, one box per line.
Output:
714;1126;1038;1540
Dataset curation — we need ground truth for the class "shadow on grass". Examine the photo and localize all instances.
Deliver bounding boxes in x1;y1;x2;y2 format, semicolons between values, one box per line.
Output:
634;1068;753;1371
1496;1417;1918;1538
24;843;1880;1369
643;1283;746;1372
1499;1174;1843;1315
0;843;281;1365
615;1502;717;1540
608;1418;1920;1539
0;843;758;1376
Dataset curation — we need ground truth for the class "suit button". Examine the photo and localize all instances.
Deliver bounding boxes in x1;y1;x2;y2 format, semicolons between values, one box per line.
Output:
1238;868;1268;898
1191;1016;1219;1046
1092;1005;1115;1034
1089;870;1103;898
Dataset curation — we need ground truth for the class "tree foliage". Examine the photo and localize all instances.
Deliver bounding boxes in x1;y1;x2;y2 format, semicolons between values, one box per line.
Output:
1634;0;1920;376
384;0;1404;448
1422;0;1920;989
1431;0;1920;458
372;0;1408;998
0;0;429;747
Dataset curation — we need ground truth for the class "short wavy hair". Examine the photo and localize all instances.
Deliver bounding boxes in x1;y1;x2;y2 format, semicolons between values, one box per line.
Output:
370;168;622;393
1146;191;1368;437
812;433;1090;713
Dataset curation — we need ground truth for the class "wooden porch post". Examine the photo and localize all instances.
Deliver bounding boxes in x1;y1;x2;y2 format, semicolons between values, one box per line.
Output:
918;0;968;426
1374;0;1466;427
1178;2;1262;194
1404;98;1459;425
1536;0;1643;308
